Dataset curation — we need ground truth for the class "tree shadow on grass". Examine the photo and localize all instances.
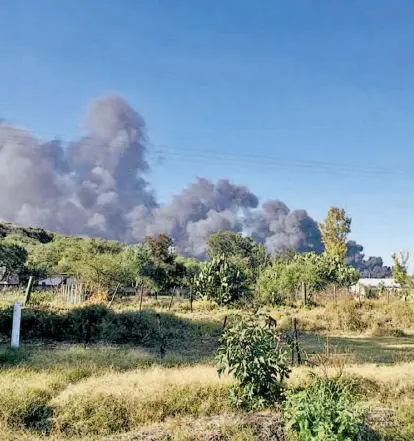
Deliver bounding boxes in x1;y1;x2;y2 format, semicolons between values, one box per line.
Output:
0;305;222;371
299;332;414;364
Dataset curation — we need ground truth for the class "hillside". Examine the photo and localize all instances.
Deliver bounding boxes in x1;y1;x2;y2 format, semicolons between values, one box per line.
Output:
0;221;54;244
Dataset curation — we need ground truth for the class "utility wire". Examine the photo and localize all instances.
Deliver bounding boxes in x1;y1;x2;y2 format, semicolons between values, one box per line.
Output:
1;131;413;180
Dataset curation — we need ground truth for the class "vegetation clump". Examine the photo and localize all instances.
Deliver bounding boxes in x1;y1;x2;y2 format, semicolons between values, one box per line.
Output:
284;375;364;441
216;312;290;410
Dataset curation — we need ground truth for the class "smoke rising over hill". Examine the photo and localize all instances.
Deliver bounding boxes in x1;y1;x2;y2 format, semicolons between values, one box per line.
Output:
0;95;388;271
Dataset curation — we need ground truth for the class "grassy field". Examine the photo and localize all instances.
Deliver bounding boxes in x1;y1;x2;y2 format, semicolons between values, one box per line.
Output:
0;294;414;440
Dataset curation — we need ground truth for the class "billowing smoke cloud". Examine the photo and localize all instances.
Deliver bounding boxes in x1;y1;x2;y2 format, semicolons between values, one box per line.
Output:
246;201;323;254
0;95;387;269
346;240;392;278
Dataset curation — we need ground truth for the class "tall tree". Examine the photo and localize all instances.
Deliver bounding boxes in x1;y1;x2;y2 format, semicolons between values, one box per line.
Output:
207;231;267;276
145;234;174;266
392;251;410;287
318;207;351;262
144;234;185;293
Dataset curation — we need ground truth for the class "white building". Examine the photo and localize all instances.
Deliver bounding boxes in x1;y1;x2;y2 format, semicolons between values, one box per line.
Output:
350;278;400;295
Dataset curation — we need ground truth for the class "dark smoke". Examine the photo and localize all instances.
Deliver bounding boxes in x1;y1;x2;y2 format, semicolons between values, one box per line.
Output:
0;95;390;273
246;201;323;254
346;240;392;278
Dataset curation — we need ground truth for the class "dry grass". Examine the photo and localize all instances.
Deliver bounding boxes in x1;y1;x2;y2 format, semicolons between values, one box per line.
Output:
53;365;232;436
0;363;233;438
300;332;414;364
270;299;414;335
0;299;413;440
55;365;231;402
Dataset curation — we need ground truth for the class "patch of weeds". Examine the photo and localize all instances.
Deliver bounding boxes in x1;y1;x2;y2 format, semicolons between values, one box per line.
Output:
284;375;364;441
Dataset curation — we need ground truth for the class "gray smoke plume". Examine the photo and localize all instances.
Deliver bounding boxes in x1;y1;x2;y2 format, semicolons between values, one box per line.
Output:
246;201;323;254
0;95;386;266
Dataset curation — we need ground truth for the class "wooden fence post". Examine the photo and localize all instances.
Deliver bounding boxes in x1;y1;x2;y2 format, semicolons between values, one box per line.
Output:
168;287;176;310
108;283;120;308
139;287;144;313
291;317;301;365
302;282;308;305
24;276;34;306
189;287;193;312
295;317;301;365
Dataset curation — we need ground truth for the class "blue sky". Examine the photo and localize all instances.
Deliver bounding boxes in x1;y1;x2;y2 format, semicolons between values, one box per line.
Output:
2;0;414;264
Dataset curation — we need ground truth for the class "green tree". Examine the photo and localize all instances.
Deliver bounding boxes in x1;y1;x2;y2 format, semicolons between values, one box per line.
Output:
57;239;131;292
0;241;28;282
257;253;323;304
144;234;185;294
192;254;250;305
256;262;288;305
318;253;359;288
176;256;201;288
392;251;410;286
392;251;412;300
318;207;351;261
256;252;359;305
207;231;267;278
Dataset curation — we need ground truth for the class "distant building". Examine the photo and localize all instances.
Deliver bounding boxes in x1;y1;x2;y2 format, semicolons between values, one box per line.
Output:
350;278;400;295
37;274;76;286
0;274;19;286
168;245;177;255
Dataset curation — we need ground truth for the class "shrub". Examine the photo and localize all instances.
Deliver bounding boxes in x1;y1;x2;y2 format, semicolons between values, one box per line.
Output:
29;290;55;306
193;255;250;305
284;376;364;441
216;312;290;410
255;265;287;305
323;301;369;333
99;310;155;344
3;389;53;434
0;306;13;336
70;305;109;343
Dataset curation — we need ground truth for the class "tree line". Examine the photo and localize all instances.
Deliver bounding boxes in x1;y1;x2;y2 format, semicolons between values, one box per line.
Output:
0;207;401;305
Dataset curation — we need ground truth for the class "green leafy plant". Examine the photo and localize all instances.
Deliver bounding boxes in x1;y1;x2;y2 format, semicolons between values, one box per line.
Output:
216;312;290;410
284;375;364;441
193;254;250;305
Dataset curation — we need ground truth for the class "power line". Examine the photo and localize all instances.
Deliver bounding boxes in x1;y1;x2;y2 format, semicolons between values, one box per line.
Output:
1;130;414;180
147;142;412;176
147;148;414;180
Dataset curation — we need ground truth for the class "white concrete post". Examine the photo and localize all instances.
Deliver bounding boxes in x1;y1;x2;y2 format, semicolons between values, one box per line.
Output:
11;301;21;349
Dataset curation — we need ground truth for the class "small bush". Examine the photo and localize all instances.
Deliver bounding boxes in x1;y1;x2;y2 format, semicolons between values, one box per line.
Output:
3;389;53;434
370;323;407;337
284;375;364;441
0;306;13;337
99;309;154;343
70;305;109;343
29;290;55;306
216;312;290;410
